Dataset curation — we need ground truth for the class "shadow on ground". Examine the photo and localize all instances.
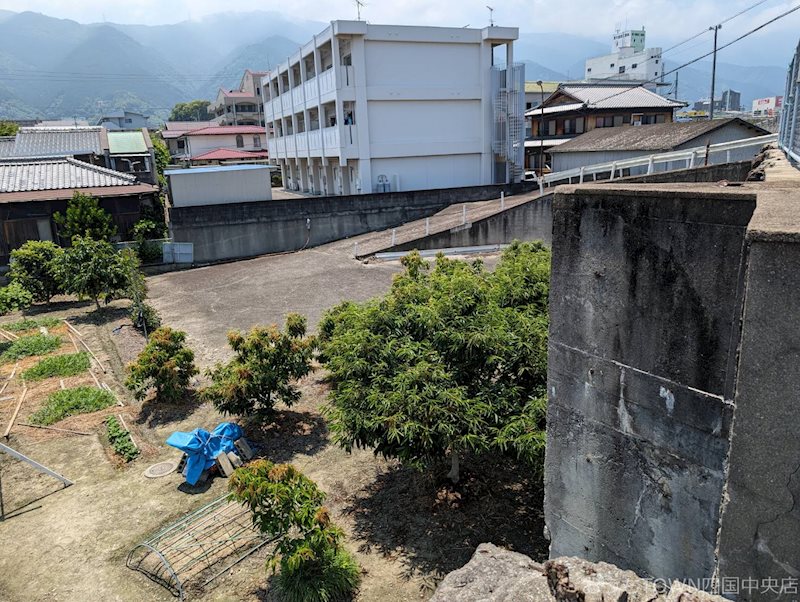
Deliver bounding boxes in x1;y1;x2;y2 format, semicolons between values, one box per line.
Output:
136;391;204;428
243;409;329;464
344;456;547;582
71;305;130;328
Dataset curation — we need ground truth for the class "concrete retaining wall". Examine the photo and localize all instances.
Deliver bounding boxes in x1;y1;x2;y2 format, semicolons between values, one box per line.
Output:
377;162;753;255
168;181;536;263
545;150;800;598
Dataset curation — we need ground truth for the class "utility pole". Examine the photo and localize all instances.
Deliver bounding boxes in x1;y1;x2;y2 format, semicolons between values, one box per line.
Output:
709;24;721;120
674;71;679;101
537;80;545;179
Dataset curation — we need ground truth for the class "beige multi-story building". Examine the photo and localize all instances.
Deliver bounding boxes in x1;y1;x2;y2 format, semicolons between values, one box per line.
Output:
210;69;269;127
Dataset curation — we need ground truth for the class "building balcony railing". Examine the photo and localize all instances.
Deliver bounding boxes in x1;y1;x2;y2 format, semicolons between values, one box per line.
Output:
263;125;357;159
265;66;353;119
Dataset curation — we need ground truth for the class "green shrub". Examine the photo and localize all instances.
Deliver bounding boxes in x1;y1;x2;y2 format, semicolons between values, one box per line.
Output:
130;301;161;334
54;191;117;242
3;316;61;332
22;352;90;381
29;386;115;425
125;327;197;402
0;333;61;362
0;282;33;315
202;314;315;418
9;240;64;303
229;460;361;602
105;416;139;462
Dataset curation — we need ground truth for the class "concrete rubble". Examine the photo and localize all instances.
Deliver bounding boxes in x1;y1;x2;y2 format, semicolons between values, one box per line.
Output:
430;543;727;602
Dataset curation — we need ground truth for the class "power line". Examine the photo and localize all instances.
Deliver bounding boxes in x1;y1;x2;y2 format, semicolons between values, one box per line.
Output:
580;2;800;108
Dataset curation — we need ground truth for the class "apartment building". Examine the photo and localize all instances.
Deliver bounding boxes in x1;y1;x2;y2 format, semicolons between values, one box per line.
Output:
264;20;523;196
585;28;663;85
210;69;269;127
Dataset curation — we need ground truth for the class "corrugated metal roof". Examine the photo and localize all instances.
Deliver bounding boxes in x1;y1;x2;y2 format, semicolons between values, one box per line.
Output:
549;118;769;153
191;148;269;161
166;164;274;175
183;126;266;136
525;103;584;117
164;121;218;131
0;157;138;193
558;85;686;110
12;126;104;158
107;130;148;155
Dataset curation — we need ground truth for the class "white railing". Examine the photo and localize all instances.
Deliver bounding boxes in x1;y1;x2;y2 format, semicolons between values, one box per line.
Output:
542;133;778;186
319;69;335;95
779;39;800;163
322;125;339;149
308;129;322;152
296;132;307;152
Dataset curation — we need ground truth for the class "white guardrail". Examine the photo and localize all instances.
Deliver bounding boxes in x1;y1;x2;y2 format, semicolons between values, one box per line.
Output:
779;40;800;164
540;133;778;188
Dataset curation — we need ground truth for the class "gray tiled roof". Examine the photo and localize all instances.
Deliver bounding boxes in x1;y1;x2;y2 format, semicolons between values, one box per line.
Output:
556;85;686;110
549;118;769;153
0;157;137;193
0;137;15;158
11;126;104;158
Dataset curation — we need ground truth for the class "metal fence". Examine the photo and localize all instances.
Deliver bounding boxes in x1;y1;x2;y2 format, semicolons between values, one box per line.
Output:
779;39;800;163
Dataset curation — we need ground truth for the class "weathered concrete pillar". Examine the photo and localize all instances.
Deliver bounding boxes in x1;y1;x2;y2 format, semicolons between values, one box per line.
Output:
545;184;756;583
716;189;800;600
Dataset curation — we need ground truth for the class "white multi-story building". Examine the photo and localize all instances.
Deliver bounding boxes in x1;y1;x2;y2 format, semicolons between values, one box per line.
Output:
585;28;663;84
263;20;524;196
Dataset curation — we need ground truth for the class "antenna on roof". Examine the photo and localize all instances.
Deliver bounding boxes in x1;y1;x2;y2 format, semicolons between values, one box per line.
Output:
486;5;495;26
355;0;365;20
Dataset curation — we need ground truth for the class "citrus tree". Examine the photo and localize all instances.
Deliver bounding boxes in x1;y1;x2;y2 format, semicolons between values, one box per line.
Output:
126;327;197;402
57;237;130;310
9;240;64;304
319;241;551;483
202;314;315;418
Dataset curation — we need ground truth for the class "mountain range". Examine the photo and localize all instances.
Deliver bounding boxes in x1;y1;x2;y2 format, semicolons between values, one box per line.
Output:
0;10;789;122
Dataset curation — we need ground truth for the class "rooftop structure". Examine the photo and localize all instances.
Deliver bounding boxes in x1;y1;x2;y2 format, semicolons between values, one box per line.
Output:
585;28;663;85
0;156;137;194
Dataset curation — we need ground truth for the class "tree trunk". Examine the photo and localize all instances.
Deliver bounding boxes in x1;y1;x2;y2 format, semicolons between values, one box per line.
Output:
94;297;101;311
447;451;460;484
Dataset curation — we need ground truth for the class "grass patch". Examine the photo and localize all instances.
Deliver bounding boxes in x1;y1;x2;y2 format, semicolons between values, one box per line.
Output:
3;317;61;333
29;386;115;425
106;416;139;462
0;333;61;362
22;352;90;381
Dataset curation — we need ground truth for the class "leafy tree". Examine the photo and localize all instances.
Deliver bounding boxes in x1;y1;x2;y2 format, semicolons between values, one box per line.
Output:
168;100;211;122
119;248;161;333
125;327;197;402
0;282;33;315
229;460;361;601
151;135;171;189
319;241;551;483
57;237;130;310
0;121;19;136
202;314;315;418
54;191;117;242
9;240;64;304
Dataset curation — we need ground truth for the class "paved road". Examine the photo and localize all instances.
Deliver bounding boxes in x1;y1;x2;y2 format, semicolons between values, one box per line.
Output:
148;237;404;366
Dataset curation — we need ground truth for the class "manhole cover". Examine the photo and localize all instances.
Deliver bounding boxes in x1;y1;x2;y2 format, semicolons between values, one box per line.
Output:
144;461;178;478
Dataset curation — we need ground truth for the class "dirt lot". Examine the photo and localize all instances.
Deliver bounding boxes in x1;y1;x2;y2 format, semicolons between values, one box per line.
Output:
0;239;544;602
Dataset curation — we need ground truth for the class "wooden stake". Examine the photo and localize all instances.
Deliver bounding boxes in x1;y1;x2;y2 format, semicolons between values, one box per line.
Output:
79;338;107;373
17;423;91;436
0;331;13;343
89;370;102;389
66;330;80;354
103;383;123;407
0;328;19;340
118;414;138;450
60;379;65;390
0;363;18;397
63;320;84;338
3;386;28;438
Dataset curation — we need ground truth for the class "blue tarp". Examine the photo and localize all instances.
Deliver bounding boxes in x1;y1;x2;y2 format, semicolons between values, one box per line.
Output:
166;422;244;485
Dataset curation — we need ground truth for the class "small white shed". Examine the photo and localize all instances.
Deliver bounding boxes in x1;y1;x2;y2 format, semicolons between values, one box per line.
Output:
165;164;275;207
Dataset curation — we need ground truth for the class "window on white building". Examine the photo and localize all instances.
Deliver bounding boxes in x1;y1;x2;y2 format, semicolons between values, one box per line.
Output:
236;135;244;148
619;66;625;74
253;135;261;147
632;63;638;69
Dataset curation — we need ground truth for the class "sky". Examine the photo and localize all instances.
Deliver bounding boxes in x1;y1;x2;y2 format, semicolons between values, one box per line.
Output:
0;0;798;59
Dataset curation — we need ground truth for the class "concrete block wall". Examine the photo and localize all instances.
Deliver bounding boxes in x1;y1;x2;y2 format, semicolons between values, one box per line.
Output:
545;150;800;599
